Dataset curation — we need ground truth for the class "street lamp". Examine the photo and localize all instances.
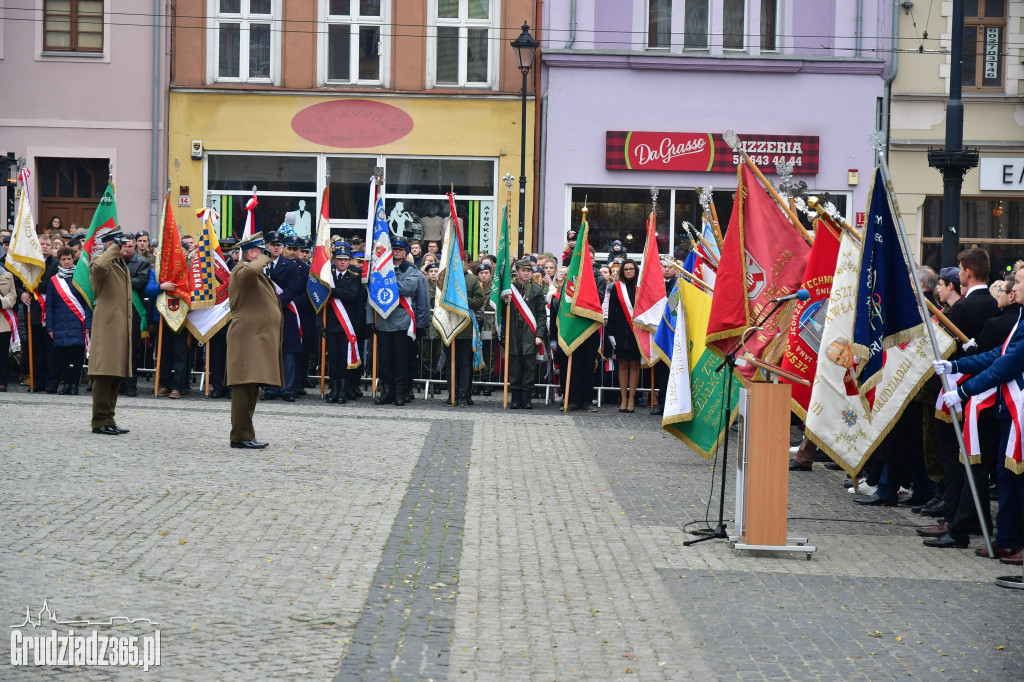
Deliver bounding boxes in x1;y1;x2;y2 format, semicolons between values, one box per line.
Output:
510;21;539;258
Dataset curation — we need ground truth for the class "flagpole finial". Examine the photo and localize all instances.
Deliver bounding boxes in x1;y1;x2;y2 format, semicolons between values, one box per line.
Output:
16;155;26;168
374;167;384;187
698;186;713;212
108;162;113;182
502;173;514;189
722;129;740;152
325;160;331;180
649;186;659;208
868;130;887;155
252;185;257;194
166;176;172;192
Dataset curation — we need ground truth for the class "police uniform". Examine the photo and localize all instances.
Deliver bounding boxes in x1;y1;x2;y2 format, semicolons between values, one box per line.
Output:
346;252;369;399
322;245;362;403
262;231;303;401
88;231;133;434
207;237;238;398
474;262;497;395
369;237;425;406
505;258;548;409
291;236;317;396
227;233;282;448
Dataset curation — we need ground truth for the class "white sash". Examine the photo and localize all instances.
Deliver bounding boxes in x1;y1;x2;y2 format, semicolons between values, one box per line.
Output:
510;282;537;335
52;276;90;354
329;297;361;369
1;308;19;352
273;280;303;340
400;296;416;340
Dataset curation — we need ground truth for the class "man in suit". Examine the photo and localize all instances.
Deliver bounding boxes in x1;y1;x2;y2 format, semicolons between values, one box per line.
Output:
919;248;1000;545
226;232;283;449
88;231;133;435
261;230;303;402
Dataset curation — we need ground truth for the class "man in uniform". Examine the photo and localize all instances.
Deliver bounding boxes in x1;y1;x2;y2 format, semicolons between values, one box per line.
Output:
88;231;133;435
474;262;497;396
322;245;361;403
226;232;282;449
346;251;368;400
504;258;548;409
120;233;151;397
262;230;302;401
135;231;156;265
284;234;316;396
207;237;238;399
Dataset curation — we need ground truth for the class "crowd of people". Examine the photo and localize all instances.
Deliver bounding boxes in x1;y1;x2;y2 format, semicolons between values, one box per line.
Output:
5;216;1022;566
789;247;1024;567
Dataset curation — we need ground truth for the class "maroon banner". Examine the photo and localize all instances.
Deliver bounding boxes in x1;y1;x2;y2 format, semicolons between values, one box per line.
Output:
606;131;819;174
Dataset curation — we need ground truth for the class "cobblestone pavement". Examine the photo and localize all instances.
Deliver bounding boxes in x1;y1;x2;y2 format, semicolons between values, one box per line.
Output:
1;385;1022;680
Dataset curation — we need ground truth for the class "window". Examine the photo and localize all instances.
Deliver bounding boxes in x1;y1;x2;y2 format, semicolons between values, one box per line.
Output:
44;0;103;52
723;0;745;50
325;0;384;84
211;0;278;83
207;153;318;238
760;0;777;51
962;0;1006;90
431;0;494;87
648;0;672;49
921;197;1024;274
684;0;709;50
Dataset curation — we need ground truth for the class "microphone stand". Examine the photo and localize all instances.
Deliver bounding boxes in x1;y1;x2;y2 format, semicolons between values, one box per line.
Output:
685;295;795;546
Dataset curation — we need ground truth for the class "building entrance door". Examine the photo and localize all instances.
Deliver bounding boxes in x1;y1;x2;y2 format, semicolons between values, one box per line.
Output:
36;157;109;231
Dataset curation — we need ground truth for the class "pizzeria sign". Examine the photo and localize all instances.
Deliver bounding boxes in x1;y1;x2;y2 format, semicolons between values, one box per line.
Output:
606;131;819;174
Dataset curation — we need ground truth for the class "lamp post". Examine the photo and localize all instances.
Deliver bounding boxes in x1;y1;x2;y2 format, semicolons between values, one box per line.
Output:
510;21;539;258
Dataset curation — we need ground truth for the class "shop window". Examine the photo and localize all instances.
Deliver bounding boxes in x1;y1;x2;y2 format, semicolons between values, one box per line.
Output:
210;0;278;83
327;156;378;221
324;0;385;85
44;0;103;52
207;153;318;238
430;0;494;87
921;197;1024;274
648;0;672;49
760;0;777;52
684;0;709;50
962;0;1006;90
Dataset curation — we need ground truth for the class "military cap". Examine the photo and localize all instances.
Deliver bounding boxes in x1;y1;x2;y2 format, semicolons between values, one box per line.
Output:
100;230;125;244
265;230;282;245
237;232;266;251
300;238;313;252
283;234;302;248
514;258;533;270
474;262;493;273
220;236;239;251
391;237;410;251
333;245;351;259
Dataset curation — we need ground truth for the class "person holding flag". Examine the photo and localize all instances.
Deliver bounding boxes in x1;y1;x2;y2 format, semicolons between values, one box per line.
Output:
503;258;547;409
261;230;303;402
0;263;17;392
557;211;604;412
607;258;643;412
321;244;362;404
370;236;424;406
87;230;134;436
46;246;91;395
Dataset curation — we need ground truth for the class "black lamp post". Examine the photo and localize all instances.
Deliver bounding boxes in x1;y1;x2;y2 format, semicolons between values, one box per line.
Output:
510;21;539;258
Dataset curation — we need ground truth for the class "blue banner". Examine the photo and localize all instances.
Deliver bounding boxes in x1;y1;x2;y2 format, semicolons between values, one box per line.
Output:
367;197;400;318
851;169;923;399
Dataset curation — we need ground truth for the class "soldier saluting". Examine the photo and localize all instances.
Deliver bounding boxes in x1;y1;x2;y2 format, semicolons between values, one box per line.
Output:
226;232;283;449
89;230;134;435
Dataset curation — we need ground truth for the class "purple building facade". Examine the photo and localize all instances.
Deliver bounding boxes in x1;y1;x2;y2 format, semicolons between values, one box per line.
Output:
538;0;893;260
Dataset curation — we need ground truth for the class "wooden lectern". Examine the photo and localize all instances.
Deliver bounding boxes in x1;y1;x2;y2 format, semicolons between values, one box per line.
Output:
731;357;815;558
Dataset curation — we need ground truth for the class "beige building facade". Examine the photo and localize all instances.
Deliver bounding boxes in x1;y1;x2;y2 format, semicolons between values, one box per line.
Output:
888;0;1024;273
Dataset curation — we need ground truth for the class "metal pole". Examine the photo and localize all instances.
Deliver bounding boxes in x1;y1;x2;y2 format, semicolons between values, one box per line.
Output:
518;68;528;259
877;151;994;558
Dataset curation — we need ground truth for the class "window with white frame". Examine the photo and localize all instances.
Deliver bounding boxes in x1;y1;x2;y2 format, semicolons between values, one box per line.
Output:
324;0;385;84
648;0;671;49
431;0;494;87
760;0;778;51
683;0;709;50
211;0;278;83
722;0;746;50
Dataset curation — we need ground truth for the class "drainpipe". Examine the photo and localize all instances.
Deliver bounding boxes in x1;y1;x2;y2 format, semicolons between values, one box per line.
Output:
151;0;161;232
880;0;900;163
565;0;576;49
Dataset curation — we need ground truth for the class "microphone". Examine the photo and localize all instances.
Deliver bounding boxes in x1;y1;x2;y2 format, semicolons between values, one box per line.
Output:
771;289;810;303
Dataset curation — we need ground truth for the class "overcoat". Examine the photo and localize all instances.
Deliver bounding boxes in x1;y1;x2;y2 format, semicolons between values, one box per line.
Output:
87;245;133;377
226;254;284;387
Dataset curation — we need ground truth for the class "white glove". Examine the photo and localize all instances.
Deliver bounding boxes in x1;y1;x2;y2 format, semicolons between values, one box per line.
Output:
963;338;977;350
932;360;953;375
942;389;963;409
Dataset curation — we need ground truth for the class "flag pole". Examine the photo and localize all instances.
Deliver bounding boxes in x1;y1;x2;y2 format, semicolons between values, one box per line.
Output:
876;148;994;559
450;340;456;406
722;130;813;244
503;300;511;408
154;320;164;395
562;353;573;412
26;307;34;391
204;343;211;396
320;308;327;397
371;315;378;399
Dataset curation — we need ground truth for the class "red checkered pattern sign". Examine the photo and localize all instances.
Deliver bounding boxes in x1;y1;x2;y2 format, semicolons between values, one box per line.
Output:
606;131;819;174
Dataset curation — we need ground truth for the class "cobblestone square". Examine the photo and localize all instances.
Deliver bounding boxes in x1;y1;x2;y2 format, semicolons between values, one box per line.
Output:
1;389;1022;680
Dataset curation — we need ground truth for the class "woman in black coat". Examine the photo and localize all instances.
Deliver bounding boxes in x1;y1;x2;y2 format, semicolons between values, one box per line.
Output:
606;258;641;412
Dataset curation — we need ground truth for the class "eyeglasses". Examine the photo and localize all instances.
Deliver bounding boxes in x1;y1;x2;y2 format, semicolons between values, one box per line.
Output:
622;267;636;272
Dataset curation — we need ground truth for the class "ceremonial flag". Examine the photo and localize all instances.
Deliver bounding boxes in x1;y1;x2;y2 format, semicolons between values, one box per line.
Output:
705;164;810;379
307;185;332;313
780;218;842;416
366;191;400;317
154;193;191;332
805;233;954;476
489;203;513;331
651;283;679;365
242;188;258;239
663;279;741;459
185;207;230;342
850;169;924;413
5;169;45;292
633;210;668;365
73;181;119;306
433;214;471;345
557;220;603;354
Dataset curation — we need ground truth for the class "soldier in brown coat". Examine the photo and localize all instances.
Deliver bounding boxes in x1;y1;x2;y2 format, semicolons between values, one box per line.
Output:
226;233;283;449
88;231;133;435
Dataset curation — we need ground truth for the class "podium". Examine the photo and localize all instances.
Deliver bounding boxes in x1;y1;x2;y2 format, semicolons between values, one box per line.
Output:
731;376;815;558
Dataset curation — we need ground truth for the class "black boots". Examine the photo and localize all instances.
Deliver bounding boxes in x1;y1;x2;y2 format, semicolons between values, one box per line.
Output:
374;384;394;405
521;389;534;410
509;390;522;409
326;378;347;404
393;383;408;406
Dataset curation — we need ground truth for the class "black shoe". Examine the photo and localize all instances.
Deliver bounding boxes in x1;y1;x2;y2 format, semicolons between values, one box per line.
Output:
374;387;394;405
58;386;70;395
282;394;296;403
788;459;812;472
813;449;830;463
46;387;58;394
457;398;469;408
923;532;969;548
262;392;279;401
566;402;581;412
920;499;948;517
69;384;79;395
824;462;842;471
466;396;474;405
482;388;492;396
231;440;268;449
912;496;942;514
209;388;229;399
854;494;897;506
509;393;522;409
92;425;122;436
585;404;599;412
394;385;407;407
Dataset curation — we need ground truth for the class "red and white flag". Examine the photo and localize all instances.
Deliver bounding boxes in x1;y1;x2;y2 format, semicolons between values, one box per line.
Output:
242;189;258;239
310;186;334;287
